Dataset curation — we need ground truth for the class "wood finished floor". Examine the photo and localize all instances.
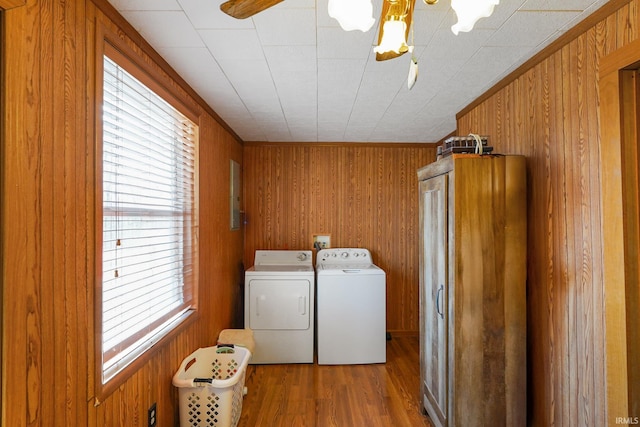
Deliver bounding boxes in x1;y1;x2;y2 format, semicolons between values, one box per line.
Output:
237;334;434;427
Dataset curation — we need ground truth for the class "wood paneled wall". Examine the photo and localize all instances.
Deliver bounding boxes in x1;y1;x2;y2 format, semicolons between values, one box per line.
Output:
243;143;437;333
1;0;243;425
456;1;638;425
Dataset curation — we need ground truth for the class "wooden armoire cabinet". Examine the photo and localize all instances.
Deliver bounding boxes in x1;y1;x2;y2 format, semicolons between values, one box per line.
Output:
417;154;527;427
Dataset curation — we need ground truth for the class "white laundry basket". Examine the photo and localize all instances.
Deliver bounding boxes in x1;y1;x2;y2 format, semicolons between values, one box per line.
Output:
172;345;251;427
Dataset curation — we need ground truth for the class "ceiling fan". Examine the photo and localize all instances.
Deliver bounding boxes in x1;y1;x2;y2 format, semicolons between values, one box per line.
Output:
219;0;415;62
220;0;499;62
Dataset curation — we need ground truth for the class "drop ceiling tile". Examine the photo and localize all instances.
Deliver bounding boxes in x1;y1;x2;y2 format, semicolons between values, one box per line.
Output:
216;59;282;114
235;128;268;142
316;0;339;28
108;0;181;11
264;130;293;142
317;26;376;59
485;0;528;25
281;95;317;116
264;45;317;70
412;8;448;43
155;46;230;94
253;8;317;45
156;46;254;123
179;0;255;29
488;10;581;47
200;29;264;59
252;107;288;123
344;125;375;141
521;0;602;10
289;123;319;141
110;0;607;143
317;124;349;141
403;58;466;97
120;11;204;47
348;67;407;125
263;46;317;118
318;107;352;124
274;0;316;10
445;45;527;108
422;27;493;60
318;59;367;93
283;106;317;122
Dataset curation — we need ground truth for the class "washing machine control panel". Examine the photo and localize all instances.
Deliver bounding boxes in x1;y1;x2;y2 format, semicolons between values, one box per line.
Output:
316;248;372;266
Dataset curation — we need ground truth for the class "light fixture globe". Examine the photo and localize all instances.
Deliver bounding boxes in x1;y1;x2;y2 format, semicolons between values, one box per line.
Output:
450;0;499;35
374;19;410;55
374;0;414;59
328;0;376;32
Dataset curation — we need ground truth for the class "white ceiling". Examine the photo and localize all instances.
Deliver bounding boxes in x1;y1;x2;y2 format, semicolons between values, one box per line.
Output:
108;0;608;143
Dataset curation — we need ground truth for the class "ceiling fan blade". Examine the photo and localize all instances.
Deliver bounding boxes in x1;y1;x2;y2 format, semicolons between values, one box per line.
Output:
220;0;285;19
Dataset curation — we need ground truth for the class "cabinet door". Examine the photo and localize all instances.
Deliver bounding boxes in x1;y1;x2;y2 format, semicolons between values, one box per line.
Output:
420;174;448;427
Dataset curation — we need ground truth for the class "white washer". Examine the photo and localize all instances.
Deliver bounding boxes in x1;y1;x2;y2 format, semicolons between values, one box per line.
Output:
316;248;386;365
244;250;314;364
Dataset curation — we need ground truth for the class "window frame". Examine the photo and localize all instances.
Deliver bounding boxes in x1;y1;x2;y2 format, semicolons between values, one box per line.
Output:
94;26;200;401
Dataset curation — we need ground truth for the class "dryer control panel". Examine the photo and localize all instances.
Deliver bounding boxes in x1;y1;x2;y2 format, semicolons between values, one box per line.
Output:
316;248;372;266
254;250;312;266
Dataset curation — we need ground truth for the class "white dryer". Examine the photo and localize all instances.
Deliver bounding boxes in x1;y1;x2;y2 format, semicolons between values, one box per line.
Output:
316;248;386;365
244;250;314;364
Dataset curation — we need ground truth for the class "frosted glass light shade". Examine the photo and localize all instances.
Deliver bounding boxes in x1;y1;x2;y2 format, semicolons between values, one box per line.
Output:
450;0;499;35
328;0;376;32
373;20;409;54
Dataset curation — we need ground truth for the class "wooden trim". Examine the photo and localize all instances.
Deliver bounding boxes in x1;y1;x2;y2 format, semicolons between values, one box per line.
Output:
622;69;640;418
93;20;107;402
92;20;201;403
0;5;5;420
101;32;200;123
458;0;633;119
601;38;640;76
598;41;639;425
244;140;439;148
0;0;25;10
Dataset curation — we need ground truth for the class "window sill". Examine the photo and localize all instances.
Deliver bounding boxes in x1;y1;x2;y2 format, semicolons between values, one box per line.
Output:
93;308;199;405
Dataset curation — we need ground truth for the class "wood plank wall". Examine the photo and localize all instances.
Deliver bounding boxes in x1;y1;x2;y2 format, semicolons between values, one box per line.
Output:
456;1;638;425
242;143;437;333
3;0;637;425
1;0;244;425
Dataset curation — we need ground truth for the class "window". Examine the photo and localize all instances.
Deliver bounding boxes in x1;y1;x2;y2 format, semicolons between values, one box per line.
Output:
97;45;199;387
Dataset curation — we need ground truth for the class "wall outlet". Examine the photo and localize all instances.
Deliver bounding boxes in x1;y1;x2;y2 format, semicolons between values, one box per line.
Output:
148;403;157;427
313;234;331;249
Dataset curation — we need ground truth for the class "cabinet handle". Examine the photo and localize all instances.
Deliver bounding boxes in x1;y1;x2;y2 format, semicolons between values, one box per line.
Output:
436;284;444;319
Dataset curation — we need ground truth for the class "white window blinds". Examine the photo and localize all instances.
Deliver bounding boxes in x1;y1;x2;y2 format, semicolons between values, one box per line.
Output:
100;54;198;383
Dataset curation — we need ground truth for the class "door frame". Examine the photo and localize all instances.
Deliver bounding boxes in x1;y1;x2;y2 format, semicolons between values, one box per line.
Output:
1;0;27;419
599;36;640;423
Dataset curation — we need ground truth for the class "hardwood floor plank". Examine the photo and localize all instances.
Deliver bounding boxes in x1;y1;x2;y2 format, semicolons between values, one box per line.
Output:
238;335;433;427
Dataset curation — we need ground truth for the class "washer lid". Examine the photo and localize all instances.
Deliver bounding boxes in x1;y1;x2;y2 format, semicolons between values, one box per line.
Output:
316;263;385;275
